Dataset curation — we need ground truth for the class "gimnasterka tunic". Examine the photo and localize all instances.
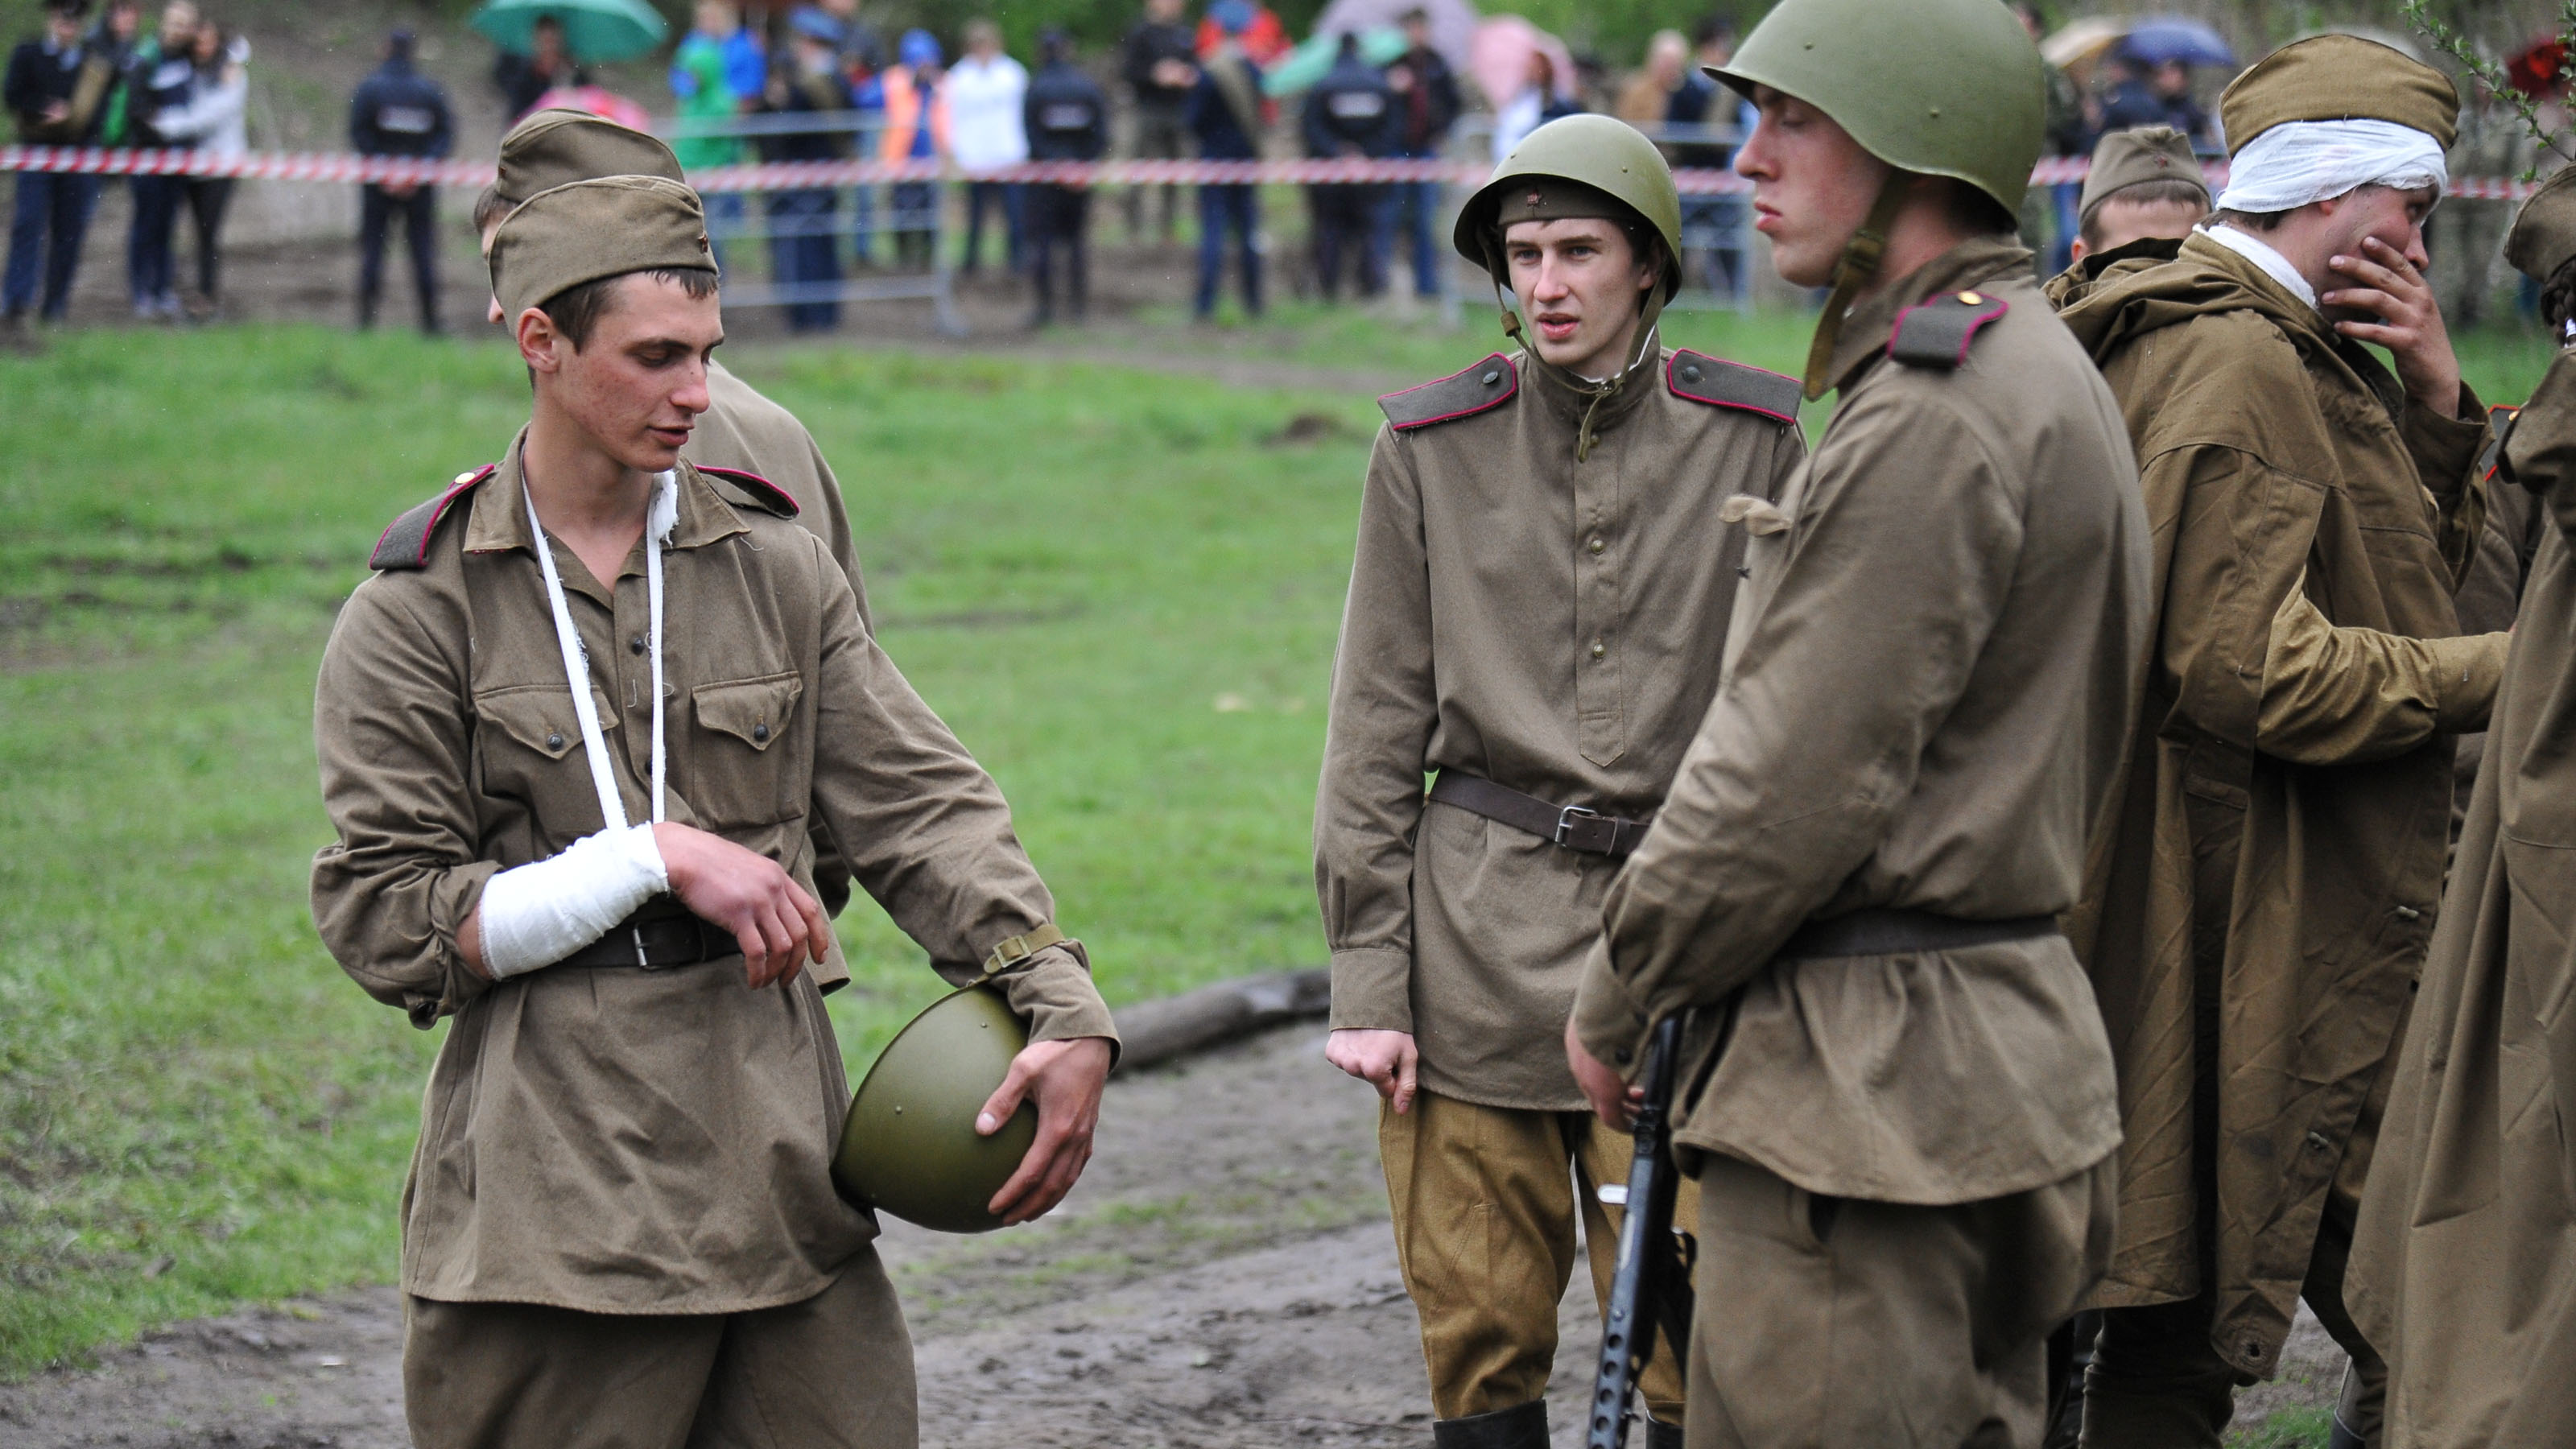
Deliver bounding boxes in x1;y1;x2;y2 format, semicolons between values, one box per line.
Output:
2348;347;2576;1447
1315;332;1806;1110
312;445;1113;1315
1572;237;2146;1209
2055;231;2502;1378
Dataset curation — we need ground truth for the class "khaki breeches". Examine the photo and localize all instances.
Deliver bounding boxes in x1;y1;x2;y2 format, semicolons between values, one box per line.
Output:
1379;1089;1697;1424
1686;1153;2115;1449
403;1251;917;1449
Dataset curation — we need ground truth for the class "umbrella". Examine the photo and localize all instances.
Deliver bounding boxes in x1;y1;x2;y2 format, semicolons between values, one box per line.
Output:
2040;18;2123;78
1263;27;1410;97
533;83;652;130
471;0;669;64
1468;15;1575;110
1312;0;1478;78
2118;17;2233;68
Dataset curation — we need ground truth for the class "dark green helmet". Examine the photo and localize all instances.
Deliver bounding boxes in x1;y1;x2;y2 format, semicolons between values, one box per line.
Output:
833;985;1038;1235
1453;114;1686;301
1711;0;2045;215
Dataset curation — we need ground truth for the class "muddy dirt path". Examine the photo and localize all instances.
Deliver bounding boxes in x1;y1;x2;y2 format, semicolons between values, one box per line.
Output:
0;1022;2344;1448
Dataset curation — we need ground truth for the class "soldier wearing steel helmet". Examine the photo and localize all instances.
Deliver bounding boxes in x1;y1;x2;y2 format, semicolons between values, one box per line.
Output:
1560;1;2151;1443
1315;112;1806;1449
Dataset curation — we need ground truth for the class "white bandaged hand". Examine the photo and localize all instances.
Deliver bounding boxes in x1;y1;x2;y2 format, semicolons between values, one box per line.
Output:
475;824;670;979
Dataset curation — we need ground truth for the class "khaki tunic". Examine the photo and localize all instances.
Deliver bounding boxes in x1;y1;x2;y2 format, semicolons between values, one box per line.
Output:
2349;349;2576;1447
311;447;1113;1315
687;360;869;914
1572;237;2148;1208
689;360;867;627
2054;231;2502;1377
1315;334;1806;1110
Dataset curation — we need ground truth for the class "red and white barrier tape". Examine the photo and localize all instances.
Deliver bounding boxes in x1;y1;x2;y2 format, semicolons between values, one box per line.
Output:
0;144;2545;201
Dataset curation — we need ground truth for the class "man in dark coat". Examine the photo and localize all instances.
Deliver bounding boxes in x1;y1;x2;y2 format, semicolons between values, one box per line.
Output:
350;27;454;335
1301;31;1395;301
1022;29;1108;326
1384;6;1459;299
4;0;112;337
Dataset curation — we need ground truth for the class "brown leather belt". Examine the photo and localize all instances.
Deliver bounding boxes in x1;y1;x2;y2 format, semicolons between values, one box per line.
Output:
1777;908;2058;960
556;903;736;971
1426;770;1655;858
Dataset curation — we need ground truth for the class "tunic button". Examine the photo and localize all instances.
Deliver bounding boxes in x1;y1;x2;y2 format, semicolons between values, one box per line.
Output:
630;634;646;655
753;722;770;742
545;732;564;750
1481;370;1501;386
1680;365;1702;383
2393;905;2421;921
1590;640;1607;659
1587;537;1605;555
1614;1048;1633;1066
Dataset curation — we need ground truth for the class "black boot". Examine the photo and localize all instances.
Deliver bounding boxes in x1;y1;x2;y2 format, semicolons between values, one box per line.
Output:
1431;1400;1548;1449
1646;1417;1685;1449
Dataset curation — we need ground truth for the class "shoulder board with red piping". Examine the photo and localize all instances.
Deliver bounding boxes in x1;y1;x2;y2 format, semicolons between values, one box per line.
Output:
1378;353;1518;431
1889;290;2011;370
695;464;802;518
1666;351;1802;423
2479;402;2521;487
369;464;496;571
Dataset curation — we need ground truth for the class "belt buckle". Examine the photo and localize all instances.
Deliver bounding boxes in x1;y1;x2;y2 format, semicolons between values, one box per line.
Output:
632;925;655;971
1554;804;1602;848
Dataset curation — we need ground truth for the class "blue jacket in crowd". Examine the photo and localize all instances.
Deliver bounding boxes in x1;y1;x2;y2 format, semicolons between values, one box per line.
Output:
349;54;453;158
1302;43;1395;159
1025;57;1109;163
5;31;105;143
1185;53;1262;163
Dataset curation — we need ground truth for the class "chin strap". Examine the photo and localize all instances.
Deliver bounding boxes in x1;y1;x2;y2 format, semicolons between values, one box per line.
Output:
1798;175;1911;402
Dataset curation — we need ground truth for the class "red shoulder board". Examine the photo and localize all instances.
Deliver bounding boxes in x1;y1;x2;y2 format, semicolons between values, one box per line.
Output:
695;464;802;518
1889;290;2010;370
369;464;496;571
1378;354;1518;431
2480;403;2521;486
1666;351;1801;423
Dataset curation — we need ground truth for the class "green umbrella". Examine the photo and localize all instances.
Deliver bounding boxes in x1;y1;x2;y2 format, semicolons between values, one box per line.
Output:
1263;27;1411;97
471;0;670;64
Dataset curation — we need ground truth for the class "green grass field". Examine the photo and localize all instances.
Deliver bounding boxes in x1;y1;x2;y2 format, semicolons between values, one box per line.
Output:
0;307;2559;1380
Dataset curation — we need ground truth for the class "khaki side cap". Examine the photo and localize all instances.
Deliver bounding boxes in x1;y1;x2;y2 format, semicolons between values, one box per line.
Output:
489;175;716;319
2508;165;2576;283
2080;126;2208;221
497;108;685;204
2218;33;2458;157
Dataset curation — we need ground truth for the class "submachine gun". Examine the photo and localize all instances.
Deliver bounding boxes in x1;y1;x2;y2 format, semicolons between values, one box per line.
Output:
1585;1013;1696;1449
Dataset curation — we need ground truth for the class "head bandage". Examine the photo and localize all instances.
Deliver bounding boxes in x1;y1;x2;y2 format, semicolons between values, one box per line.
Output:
2213;119;2446;215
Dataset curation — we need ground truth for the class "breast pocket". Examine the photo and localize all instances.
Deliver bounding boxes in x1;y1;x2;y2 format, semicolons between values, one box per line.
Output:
473;684;625;829
688;672;807;829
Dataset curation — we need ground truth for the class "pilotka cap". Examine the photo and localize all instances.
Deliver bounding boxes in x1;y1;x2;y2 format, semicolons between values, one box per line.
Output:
2079;126;2208;221
495;109;685;205
489;175;716;320
2508;164;2576;283
2219;34;2458;157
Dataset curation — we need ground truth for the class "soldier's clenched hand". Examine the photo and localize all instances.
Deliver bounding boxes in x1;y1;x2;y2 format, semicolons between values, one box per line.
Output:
978;1036;1113;1225
1567;1016;1643;1130
2326;234;2463;418
1325;1029;1420;1113
652;823;832;989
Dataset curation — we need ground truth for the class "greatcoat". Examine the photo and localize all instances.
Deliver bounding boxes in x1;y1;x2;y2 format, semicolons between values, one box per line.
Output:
2054;231;2502;1378
2348;347;2576;1447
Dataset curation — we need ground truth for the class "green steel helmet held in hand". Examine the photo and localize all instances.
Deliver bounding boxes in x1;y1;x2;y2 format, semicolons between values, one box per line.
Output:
833;985;1038;1234
1711;0;2046;215
1452;114;1686;301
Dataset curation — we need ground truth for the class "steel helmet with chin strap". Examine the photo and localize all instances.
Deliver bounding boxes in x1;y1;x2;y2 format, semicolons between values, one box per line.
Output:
1711;0;2046;397
1451;113;1686;301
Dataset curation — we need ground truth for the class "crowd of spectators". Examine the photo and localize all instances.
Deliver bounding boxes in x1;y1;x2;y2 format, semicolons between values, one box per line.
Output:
5;0;253;341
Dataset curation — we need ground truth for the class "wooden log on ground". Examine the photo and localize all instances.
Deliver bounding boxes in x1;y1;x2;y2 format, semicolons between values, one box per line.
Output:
1109;968;1332;1073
